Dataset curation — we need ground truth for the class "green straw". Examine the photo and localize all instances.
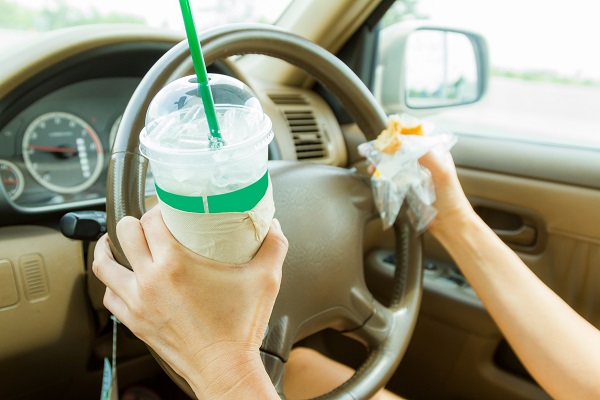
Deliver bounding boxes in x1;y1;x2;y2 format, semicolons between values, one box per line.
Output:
178;0;222;141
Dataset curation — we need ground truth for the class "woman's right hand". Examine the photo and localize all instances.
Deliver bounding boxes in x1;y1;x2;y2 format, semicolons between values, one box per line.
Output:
418;151;475;240
92;207;287;399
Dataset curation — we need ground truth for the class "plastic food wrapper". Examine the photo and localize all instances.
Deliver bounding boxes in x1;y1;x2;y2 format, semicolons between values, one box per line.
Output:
358;114;457;232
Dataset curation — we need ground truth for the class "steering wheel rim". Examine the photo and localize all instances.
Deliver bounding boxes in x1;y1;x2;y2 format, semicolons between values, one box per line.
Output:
107;23;422;399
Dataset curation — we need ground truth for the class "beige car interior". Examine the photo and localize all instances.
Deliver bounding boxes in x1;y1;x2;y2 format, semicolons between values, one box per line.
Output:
1;0;598;399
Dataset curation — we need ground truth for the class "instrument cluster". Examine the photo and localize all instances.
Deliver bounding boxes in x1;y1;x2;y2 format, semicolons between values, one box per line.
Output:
0;77;150;210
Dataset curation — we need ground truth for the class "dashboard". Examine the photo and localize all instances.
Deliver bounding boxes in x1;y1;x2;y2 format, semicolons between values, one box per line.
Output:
0;37;181;223
0;78;146;209
0;28;347;227
0;37;229;222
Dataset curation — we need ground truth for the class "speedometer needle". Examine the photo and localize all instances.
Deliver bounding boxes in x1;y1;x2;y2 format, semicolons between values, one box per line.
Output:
28;145;77;154
2;179;17;184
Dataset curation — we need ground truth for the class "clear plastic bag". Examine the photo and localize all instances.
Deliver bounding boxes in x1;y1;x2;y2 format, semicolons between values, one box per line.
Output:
358;114;456;232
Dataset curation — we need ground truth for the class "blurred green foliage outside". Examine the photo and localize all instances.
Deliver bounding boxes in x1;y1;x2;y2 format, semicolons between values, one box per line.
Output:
0;0;144;31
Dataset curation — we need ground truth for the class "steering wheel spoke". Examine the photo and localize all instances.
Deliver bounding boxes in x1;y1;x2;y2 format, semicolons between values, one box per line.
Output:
344;300;395;348
261;350;287;396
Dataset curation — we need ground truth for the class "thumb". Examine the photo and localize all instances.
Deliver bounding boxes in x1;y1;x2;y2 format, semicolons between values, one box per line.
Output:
419;151;457;184
250;219;289;271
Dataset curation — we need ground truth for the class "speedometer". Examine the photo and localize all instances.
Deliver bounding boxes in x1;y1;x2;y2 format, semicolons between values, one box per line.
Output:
22;112;104;194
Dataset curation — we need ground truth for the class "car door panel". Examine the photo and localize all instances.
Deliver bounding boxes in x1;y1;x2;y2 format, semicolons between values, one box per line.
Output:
450;133;600;190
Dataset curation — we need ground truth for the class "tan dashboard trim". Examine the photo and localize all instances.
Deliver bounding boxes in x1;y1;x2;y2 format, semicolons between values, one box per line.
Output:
0;226;93;397
0;24;183;99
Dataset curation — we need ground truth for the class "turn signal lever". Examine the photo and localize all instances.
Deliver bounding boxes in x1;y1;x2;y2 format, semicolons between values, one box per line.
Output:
60;211;107;241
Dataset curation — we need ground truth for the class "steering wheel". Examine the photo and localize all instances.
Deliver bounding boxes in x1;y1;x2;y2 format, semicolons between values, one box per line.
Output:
107;23;422;399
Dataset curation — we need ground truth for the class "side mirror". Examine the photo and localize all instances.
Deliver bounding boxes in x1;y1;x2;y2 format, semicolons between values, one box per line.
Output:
375;23;489;114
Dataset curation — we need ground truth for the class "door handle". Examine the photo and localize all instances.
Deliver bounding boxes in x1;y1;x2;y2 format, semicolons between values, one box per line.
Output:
471;199;546;253
494;225;537;247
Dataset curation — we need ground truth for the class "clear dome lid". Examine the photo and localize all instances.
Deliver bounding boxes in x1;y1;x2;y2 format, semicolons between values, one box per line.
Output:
140;73;273;163
146;73;264;125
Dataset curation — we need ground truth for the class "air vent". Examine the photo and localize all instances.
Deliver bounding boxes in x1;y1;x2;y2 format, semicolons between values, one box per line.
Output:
19;254;49;301
283;110;327;160
269;93;309;105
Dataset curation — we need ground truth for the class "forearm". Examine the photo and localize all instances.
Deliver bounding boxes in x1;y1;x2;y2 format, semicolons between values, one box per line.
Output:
435;211;600;400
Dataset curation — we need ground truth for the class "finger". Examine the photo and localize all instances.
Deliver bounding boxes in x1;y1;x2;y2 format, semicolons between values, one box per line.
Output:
420;149;454;167
116;216;153;268
94;234;114;261
249;218;289;271
139;207;178;257
92;235;136;300
418;151;439;171
103;287;129;319
419;151;459;187
419;151;449;175
245;219;288;305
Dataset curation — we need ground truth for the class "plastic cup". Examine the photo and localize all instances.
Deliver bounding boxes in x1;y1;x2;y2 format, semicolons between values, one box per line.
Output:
139;74;275;264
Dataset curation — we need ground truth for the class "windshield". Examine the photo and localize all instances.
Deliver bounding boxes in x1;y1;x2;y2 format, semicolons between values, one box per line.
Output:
0;0;292;49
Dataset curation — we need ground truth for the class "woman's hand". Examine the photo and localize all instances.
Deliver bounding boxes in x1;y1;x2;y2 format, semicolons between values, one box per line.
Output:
418;151;475;240
92;206;287;399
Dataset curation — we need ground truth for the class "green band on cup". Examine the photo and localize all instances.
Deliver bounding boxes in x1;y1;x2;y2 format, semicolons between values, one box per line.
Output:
155;171;269;214
207;171;269;213
155;184;205;213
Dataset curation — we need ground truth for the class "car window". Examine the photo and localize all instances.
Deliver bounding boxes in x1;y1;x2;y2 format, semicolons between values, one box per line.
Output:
383;0;600;149
0;0;292;49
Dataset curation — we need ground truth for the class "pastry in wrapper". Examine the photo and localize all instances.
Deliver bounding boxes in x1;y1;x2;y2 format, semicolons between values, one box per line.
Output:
374;114;423;154
358;113;456;232
374;127;402;154
399;123;423;135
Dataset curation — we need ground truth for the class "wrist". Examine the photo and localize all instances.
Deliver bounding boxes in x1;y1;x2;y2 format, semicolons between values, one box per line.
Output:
190;352;278;400
429;205;480;246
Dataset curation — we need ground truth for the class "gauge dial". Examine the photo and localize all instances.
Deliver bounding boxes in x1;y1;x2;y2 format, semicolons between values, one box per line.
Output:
0;160;25;201
22;112;104;194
